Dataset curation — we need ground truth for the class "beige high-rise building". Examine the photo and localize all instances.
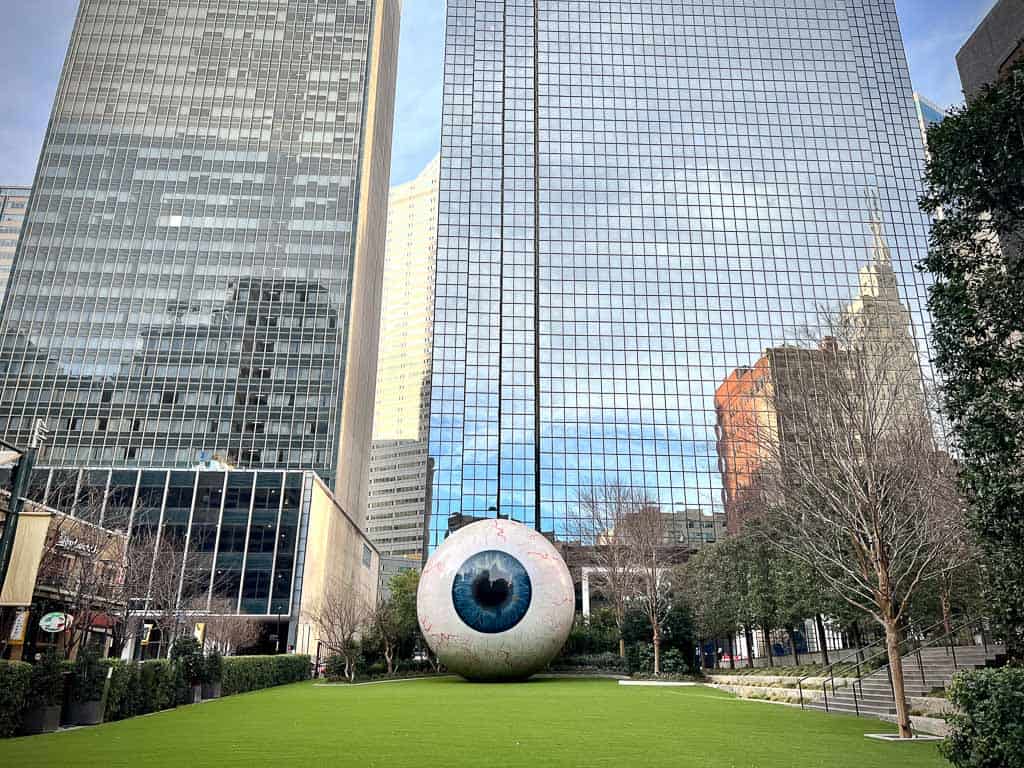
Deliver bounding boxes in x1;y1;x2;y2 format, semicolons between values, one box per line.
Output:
366;156;439;560
0;186;30;302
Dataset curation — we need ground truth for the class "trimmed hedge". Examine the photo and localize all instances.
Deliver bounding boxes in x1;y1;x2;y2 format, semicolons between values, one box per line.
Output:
549;652;629;674
0;661;32;738
70;647;107;703
103;655;309;722
28;651;64;708
942;667;1024;768
221;655;310;696
102;659;188;722
0;654;309;737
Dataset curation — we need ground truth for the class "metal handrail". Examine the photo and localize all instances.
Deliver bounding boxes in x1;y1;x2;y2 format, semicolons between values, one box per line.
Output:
797;614;984;712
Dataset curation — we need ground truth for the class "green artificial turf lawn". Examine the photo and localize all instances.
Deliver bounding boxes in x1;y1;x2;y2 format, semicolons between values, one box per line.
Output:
0;678;947;767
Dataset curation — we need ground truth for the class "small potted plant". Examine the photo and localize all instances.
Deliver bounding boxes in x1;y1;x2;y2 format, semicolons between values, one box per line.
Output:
69;646;106;726
202;650;223;700
22;650;64;734
170;637;204;703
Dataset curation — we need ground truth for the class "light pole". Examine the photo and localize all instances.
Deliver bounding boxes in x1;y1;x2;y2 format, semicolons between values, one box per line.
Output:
0;420;50;590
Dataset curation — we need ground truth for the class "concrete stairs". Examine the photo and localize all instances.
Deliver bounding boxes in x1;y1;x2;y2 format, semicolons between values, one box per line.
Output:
805;643;1006;717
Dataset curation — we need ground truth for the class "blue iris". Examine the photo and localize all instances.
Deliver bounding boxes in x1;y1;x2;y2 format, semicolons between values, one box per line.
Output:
452;550;532;634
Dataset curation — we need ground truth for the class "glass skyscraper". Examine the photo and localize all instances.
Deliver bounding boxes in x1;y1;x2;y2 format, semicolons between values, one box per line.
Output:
0;1;400;527
429;0;934;549
912;93;946;154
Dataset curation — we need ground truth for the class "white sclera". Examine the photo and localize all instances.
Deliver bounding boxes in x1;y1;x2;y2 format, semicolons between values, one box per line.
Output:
417;518;576;681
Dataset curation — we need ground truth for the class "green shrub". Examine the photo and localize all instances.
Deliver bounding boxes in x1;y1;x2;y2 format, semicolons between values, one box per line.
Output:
70;646;106;703
561;610;620;656
28;650;65;707
102;660;141;721
0;661;32;738
138;659;180;713
550;652;628;674
102;658;188;721
221;655;310;696
170;637;204;685
204;650;223;684
324;654;348;681
942;667;1024;768
660;648;688;675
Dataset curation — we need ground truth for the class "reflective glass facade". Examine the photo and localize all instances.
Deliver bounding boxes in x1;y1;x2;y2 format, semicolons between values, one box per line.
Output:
429;0;934;549
913;93;946;153
0;1;399;511
15;466;307;616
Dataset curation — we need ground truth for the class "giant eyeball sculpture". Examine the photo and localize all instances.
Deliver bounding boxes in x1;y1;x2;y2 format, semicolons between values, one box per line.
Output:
417;518;575;681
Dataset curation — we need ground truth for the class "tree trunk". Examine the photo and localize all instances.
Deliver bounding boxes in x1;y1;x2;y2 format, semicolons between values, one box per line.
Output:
940;588;953;637
727;634;736;669
763;626;774;667
788;628;800;666
883;617;913;738
385;646;394;675
619;636;626;659
815;614;830;666
852;621;864;659
653;629;661;675
744;625;755;668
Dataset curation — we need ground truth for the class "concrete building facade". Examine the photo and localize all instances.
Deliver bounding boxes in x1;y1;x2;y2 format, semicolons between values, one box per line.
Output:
0;186;30;304
365;157;439;561
957;0;1024;99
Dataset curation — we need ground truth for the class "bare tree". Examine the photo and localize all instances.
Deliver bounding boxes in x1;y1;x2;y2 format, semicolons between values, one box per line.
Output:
742;309;972;738
107;532;163;657
132;537;191;657
197;600;262;655
572;483;643;657
304;576;370;682
35;513;126;656
369;597;402;675
619;500;676;675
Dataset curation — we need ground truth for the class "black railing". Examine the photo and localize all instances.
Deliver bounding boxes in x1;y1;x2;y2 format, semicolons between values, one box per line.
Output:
797;616;997;716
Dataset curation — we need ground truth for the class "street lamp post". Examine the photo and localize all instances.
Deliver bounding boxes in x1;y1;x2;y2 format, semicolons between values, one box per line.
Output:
0;420;50;590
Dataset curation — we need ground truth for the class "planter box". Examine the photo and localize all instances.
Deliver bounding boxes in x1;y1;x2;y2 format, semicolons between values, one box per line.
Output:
202;681;222;700
70;700;104;726
22;705;61;734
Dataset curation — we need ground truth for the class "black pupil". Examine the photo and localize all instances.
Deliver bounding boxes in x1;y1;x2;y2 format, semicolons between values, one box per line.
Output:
472;570;511;608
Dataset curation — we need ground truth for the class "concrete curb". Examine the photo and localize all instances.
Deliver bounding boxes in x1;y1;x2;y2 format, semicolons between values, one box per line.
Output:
314;675;456;688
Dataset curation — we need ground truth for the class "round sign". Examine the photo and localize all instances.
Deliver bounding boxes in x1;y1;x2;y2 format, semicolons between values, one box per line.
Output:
39;612;73;633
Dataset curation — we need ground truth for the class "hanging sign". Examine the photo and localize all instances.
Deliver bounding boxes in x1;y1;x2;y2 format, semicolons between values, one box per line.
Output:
8;609;30;644
38;612;73;633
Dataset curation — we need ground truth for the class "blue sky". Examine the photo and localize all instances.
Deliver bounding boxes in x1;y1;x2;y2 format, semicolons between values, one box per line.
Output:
0;0;997;186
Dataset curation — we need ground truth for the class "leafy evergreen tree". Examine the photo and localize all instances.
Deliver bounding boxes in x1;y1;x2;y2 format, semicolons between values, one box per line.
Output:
920;60;1024;658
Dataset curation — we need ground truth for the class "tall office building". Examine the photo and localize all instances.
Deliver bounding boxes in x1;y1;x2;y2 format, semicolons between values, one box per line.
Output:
366;156;439;560
429;0;935;549
0;0;400;527
957;0;1024;99
912;93;946;152
0;186;30;303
